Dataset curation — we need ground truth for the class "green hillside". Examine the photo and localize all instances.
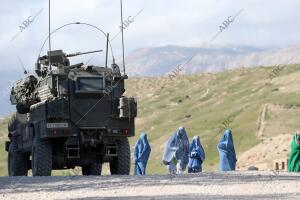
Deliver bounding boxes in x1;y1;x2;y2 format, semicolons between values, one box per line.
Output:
126;64;300;174
1;64;300;176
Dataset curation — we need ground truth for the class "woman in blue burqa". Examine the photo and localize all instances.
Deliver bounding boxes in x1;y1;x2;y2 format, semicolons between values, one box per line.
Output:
133;132;151;175
217;129;237;171
162;126;189;174
188;136;206;173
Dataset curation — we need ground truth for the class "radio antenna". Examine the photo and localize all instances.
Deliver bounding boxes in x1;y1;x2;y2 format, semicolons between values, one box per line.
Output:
105;33;109;68
120;0;126;75
48;0;52;71
17;56;28;74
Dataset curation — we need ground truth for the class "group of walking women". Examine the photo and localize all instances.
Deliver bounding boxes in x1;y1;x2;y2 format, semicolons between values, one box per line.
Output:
133;126;237;175
161;127;236;174
133;127;300;175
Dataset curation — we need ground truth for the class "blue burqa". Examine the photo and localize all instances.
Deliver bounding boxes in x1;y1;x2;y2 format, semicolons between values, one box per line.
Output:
217;129;237;171
188;136;206;173
162;127;189;171
133;133;151;175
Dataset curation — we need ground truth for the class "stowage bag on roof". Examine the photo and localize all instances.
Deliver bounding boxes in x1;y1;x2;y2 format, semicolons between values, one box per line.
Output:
11;75;38;114
288;134;300;172
188;136;205;172
133;133;151;175
217;129;237;171
162;127;189;170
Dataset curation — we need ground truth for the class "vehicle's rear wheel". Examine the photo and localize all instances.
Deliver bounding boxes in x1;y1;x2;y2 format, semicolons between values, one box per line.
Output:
8;139;28;176
82;161;102;175
109;138;130;175
31;135;52;176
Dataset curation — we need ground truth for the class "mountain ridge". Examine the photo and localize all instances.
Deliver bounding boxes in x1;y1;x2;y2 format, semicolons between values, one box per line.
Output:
125;44;300;77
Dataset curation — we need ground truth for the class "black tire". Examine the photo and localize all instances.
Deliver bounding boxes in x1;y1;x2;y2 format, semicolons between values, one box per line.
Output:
82;166;90;175
31;135;52;176
8;139;28;176
109;139;130;175
82;161;102;175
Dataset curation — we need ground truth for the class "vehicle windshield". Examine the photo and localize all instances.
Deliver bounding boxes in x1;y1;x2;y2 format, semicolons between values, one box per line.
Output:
76;77;104;92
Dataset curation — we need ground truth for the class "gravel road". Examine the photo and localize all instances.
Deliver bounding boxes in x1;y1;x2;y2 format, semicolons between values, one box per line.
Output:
0;171;299;200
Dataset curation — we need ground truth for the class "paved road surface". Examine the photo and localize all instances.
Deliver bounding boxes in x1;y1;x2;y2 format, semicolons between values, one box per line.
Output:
0;171;299;200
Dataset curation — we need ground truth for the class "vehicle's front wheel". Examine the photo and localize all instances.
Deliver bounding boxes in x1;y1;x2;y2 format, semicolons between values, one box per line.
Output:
8;139;28;176
82;161;102;175
31;135;52;176
109;138;130;175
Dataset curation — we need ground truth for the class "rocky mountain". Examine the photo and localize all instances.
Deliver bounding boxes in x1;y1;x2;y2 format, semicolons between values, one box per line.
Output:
125;45;300;76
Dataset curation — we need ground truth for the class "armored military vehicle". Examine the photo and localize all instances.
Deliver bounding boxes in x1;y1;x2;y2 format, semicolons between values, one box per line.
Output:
6;47;137;176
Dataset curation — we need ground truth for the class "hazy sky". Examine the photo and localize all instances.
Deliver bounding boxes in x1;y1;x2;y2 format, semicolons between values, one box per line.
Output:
0;0;299;115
